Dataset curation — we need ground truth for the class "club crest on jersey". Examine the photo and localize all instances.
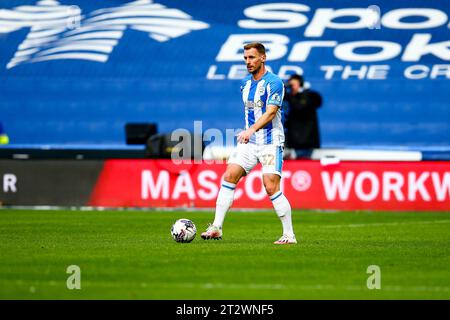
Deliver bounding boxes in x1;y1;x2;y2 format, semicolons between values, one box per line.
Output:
258;87;265;95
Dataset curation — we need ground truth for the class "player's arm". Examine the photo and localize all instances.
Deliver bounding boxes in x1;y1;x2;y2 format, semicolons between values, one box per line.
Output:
252;105;278;132
237;106;278;144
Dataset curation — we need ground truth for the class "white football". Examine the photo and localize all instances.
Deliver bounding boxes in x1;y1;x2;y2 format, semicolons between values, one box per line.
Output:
171;219;196;243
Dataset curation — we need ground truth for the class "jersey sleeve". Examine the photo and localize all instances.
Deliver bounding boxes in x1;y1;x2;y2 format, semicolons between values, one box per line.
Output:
267;78;285;107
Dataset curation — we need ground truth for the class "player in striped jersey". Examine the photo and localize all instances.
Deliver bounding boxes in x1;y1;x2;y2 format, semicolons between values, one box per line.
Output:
201;42;297;244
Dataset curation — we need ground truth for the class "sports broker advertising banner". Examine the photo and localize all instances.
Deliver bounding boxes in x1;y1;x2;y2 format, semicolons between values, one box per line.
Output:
1;160;449;210
0;0;449;147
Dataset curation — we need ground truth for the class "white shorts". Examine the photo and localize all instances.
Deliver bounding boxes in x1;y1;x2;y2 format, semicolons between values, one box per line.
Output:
228;143;284;177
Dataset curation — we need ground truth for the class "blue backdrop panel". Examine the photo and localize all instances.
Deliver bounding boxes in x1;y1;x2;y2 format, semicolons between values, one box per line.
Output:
0;0;448;148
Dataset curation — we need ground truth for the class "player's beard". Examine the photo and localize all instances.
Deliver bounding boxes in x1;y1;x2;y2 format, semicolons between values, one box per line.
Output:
249;64;261;75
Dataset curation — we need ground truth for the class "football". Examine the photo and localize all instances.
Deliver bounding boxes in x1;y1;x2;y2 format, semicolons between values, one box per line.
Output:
171;219;197;243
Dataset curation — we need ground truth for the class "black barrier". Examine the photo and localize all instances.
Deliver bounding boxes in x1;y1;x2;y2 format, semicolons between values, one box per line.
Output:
0;160;103;206
0;147;146;160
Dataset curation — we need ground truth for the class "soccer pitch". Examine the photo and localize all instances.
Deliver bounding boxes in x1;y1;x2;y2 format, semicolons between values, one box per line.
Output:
0;209;449;299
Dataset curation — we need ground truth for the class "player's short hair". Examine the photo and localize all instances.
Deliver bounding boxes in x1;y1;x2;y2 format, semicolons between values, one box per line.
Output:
243;42;266;55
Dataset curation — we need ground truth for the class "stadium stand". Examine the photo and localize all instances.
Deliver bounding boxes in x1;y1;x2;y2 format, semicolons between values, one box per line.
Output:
0;0;449;160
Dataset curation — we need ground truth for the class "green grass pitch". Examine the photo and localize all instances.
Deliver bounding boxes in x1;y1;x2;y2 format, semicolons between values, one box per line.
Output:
0;208;449;299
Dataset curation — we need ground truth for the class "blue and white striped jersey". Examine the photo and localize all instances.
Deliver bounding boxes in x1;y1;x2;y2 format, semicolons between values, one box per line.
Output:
240;71;285;145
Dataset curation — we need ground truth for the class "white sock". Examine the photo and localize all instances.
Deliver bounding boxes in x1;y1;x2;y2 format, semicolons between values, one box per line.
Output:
213;181;236;228
270;191;295;237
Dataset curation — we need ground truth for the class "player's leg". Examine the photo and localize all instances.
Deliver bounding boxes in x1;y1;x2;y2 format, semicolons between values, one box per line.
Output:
260;145;296;244
262;174;296;244
201;144;257;240
211;163;246;228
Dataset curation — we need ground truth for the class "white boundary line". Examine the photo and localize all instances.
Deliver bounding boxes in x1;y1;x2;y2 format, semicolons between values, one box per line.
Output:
4;280;450;293
320;220;450;228
0;205;271;212
1;206;448;214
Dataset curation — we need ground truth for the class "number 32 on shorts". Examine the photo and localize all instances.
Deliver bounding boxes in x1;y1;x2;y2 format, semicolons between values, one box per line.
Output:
260;154;275;165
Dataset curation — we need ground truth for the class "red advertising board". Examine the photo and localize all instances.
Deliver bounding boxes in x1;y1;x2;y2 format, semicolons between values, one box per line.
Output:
89;160;450;211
